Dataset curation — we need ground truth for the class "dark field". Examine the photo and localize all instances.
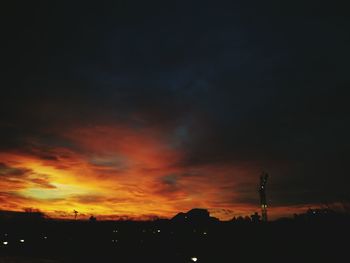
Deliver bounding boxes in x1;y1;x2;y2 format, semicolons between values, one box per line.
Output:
1;215;349;263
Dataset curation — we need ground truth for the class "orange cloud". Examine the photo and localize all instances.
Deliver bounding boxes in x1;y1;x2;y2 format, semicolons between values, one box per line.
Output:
0;125;313;220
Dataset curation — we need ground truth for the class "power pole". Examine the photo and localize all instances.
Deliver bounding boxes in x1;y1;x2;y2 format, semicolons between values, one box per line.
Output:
259;172;269;222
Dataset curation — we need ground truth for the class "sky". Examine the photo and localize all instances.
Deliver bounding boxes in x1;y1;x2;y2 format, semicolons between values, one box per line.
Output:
1;1;350;220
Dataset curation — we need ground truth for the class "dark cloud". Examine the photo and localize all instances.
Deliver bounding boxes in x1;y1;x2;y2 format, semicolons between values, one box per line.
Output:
2;0;350;210
0;163;30;177
152;175;182;198
161;174;179;187
29;178;57;189
0;163;56;190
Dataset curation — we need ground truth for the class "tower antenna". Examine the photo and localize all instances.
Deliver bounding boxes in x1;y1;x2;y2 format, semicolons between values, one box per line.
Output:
259;172;269;222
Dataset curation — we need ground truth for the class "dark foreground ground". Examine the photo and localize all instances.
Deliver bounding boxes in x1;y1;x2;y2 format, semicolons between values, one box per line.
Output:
1;216;349;263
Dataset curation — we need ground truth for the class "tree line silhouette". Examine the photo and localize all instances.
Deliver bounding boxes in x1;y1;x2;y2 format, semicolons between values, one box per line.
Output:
0;207;349;263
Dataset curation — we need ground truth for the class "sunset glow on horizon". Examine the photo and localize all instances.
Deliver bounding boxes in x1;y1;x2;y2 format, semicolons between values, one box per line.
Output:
0;124;311;221
1;1;348;222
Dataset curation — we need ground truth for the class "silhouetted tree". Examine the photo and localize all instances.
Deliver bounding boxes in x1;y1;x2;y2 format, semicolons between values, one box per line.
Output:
89;215;97;222
23;208;45;220
73;210;78;220
251;212;261;223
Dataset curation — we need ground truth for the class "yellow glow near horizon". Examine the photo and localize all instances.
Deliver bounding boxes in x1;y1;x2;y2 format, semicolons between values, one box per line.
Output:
0;126;313;220
20;183;96;200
